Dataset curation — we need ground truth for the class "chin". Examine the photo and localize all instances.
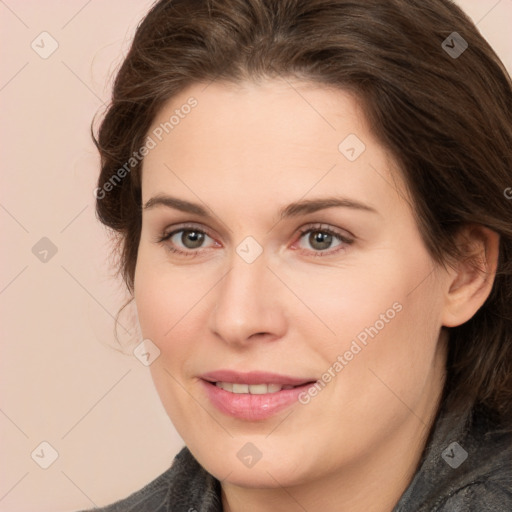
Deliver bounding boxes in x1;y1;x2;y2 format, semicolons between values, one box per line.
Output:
216;463;305;489
194;442;311;489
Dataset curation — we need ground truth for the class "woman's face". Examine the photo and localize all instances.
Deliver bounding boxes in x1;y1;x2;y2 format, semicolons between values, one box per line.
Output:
134;79;450;489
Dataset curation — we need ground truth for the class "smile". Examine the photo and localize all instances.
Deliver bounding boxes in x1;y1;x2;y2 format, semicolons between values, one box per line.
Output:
214;382;297;394
200;371;317;421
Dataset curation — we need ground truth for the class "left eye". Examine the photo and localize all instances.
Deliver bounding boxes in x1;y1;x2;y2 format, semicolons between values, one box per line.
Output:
169;229;215;250
297;229;348;252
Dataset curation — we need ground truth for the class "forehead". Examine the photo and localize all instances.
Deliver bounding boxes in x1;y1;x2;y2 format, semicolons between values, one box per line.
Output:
141;79;409;215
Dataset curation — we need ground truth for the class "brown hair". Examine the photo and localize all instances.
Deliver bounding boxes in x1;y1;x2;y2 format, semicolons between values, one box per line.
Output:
94;0;512;427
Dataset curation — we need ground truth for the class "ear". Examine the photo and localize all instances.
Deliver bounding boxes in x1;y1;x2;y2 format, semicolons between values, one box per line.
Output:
441;225;500;327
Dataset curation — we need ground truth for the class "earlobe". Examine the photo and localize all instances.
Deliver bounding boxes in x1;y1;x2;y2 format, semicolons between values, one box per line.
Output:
441;226;500;328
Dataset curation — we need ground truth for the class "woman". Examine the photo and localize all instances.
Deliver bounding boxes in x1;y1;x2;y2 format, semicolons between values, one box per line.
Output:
84;0;512;510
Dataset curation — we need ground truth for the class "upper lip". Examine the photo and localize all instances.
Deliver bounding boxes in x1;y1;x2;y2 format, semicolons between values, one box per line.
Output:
200;370;316;386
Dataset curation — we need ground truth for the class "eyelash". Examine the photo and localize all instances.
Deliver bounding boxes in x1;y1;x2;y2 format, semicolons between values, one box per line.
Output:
294;225;354;257
155;223;354;258
155;223;217;258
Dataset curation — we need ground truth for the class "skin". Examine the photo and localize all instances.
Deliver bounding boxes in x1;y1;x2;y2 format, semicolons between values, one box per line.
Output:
133;79;499;512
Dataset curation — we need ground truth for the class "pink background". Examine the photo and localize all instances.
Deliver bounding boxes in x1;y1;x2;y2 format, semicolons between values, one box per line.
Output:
1;1;511;510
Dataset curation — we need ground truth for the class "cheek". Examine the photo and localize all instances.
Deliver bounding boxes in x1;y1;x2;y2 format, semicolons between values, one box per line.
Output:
134;246;215;342
133;251;221;404
330;273;445;420
277;245;439;352
286;247;445;406
134;262;209;426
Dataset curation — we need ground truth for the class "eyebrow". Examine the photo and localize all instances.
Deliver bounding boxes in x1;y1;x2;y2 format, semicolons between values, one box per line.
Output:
142;194;378;218
143;195;209;216
279;197;377;219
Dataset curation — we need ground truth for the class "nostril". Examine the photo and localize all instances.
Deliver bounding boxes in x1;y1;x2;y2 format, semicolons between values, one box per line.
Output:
249;332;271;339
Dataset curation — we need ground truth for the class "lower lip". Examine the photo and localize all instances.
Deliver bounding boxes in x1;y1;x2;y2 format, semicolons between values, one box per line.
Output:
201;380;315;421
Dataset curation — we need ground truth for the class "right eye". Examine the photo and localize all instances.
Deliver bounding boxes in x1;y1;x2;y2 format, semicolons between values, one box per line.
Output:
169;229;209;249
157;225;221;257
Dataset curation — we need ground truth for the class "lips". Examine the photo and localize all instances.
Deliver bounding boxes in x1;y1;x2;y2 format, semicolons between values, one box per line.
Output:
200;369;315;387
200;370;317;421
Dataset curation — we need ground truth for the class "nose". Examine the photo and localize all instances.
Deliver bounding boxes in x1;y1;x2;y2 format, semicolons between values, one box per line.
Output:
208;252;288;347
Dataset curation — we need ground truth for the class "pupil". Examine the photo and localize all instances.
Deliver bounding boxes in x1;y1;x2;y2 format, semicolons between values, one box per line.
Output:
309;231;332;250
182;230;205;249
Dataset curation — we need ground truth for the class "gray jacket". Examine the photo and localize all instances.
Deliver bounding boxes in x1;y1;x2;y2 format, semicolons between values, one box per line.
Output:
80;405;512;511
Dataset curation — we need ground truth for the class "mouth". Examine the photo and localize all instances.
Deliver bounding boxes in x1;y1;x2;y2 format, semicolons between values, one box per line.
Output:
199;370;317;420
211;382;306;394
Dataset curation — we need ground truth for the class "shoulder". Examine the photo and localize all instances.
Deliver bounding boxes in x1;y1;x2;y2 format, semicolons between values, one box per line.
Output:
431;421;512;511
394;405;512;511
76;447;221;512
434;480;512;511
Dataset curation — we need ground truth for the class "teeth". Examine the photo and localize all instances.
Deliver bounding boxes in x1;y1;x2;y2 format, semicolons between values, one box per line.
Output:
215;382;296;394
219;382;233;392
232;383;249;393
246;383;267;394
